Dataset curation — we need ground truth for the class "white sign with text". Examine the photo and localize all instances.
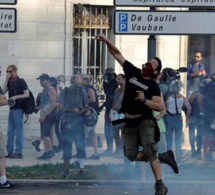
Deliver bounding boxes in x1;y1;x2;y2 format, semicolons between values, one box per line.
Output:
115;11;215;35
0;0;16;4
0;8;16;32
114;0;215;7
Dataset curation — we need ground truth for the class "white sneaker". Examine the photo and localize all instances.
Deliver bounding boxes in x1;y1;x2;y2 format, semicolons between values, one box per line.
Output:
210;123;215;130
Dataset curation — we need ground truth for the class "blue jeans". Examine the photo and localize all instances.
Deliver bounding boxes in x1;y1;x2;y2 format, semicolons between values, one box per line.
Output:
7;109;24;154
189;116;203;153
112;123;123;150
104;107;113;152
164;115;182;162
61;115;86;160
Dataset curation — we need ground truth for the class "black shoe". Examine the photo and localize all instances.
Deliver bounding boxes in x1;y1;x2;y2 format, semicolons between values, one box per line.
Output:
62;169;70;178
79;169;86;177
48;150;55;158
32;140;41;152
88;154;100;160
36;152;52;160
0;181;18;190
159;150;179;174
155;183;168;195
10;153;23;159
5;153;14;158
53;145;62;153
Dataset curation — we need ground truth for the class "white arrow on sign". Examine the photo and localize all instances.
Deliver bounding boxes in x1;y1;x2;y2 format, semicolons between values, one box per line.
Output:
114;11;215;35
114;0;215;7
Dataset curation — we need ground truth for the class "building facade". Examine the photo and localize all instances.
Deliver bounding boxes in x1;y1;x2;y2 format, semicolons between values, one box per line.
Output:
0;0;214;140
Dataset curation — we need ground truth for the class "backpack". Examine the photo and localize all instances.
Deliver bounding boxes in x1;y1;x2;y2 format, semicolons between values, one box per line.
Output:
22;89;36;123
83;107;98;127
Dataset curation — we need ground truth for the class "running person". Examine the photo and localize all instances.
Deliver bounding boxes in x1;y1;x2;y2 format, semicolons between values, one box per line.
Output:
95;34;170;195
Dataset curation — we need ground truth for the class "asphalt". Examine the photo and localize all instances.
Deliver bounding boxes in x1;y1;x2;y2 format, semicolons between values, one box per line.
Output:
3;181;215;195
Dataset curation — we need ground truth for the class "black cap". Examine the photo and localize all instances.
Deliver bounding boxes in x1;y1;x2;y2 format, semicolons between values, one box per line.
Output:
37;73;50;80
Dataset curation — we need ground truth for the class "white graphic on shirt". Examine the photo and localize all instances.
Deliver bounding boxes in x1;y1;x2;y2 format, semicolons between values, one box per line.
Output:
129;77;148;90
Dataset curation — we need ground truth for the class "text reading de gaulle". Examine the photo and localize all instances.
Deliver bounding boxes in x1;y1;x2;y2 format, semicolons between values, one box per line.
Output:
131;14;177;31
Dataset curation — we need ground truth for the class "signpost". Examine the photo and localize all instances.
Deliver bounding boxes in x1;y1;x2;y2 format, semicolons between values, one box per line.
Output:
114;0;215;7
115;11;215;35
0;8;16;32
0;0;17;4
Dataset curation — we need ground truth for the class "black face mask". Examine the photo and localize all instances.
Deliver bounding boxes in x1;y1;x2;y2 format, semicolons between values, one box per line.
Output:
104;72;115;83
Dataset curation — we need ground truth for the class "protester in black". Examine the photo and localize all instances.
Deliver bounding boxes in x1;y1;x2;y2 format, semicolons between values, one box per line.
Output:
100;68;118;156
95;34;170;195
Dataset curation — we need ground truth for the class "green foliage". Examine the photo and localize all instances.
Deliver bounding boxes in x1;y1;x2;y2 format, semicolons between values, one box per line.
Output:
7;162;127;180
6;162;215;181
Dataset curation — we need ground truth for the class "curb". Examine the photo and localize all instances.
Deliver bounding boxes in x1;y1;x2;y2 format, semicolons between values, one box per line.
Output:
10;179;215;186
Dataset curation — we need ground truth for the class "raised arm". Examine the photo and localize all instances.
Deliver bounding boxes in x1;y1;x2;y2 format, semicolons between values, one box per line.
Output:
95;34;125;66
44;88;57;116
2;74;10;94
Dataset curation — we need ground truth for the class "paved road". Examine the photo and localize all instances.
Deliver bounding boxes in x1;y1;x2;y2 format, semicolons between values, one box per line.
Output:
1;181;215;195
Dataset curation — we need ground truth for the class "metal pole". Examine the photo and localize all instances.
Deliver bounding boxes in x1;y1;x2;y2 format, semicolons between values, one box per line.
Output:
147;7;156;61
147;35;156;61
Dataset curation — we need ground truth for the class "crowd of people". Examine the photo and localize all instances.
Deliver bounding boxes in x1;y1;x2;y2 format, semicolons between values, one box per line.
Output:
0;39;215;194
186;51;215;162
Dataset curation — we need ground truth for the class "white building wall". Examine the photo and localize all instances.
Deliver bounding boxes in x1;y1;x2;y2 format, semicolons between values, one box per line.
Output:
0;0;73;137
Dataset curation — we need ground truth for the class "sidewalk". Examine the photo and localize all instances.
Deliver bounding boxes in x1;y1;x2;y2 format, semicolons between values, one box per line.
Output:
6;136;124;167
6;135;214;167
5;137;211;167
